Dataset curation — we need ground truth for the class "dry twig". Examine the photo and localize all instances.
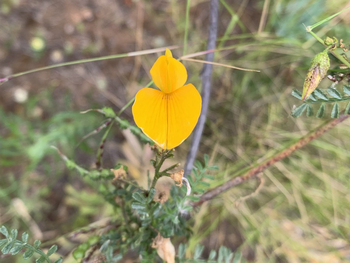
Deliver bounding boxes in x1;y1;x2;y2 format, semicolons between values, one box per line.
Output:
193;114;350;207
185;0;219;177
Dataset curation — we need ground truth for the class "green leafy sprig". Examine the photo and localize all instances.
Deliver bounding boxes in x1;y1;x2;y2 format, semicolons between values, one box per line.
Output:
81;107;154;145
187;154;218;201
0;226;62;263
150;148;178;188
178;243;246;263
291;85;350;118
53;112;220;262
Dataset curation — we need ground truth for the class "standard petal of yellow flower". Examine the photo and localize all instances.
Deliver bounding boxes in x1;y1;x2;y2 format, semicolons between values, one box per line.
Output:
132;88;168;149
165;48;172;59
150;49;187;93
167;84;201;149
132;84;201;149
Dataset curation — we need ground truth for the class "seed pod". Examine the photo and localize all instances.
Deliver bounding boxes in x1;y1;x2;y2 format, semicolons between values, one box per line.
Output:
151;234;175;263
301;49;330;101
170;170;184;187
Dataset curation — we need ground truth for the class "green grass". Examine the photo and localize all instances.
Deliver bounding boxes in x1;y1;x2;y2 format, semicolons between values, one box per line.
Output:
185;0;350;261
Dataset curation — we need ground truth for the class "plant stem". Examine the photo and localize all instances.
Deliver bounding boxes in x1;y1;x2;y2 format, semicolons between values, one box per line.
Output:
308;5;350;31
159;163;180;176
305;96;350;104
120;200;129;227
193;114;350;207
117;80;153;116
308;30;350;68
23;243;52;263
184;0;219;177
183;0;191;55
150;150;173;189
0;46;179;83
118;98;135;116
95;120;114;169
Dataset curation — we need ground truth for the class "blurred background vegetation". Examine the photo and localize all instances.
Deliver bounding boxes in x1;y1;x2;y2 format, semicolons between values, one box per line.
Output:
1;0;350;262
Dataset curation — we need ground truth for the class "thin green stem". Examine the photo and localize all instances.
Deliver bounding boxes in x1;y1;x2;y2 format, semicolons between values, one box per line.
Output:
183;0;191;55
117;80;153;116
23;243;52;263
151;158;166;189
96;120;114;169
308;5;350;31
150;177;158;190
305;96;350;104
218;0;245;48
331;49;350;68
159;163;180;176
118;98;135;116
307;30;324;43
51;146;89;175
308;30;350;68
120;199;129;228
115;178;146;192
150;150;173;189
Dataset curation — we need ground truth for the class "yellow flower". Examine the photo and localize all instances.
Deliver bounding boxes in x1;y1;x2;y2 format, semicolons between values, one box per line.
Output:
132;49;202;149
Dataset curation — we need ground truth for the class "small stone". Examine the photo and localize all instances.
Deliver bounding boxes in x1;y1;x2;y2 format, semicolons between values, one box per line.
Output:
30;37;46;52
13;88;28;103
64;24;75;35
31;106;43;118
50;49;64;63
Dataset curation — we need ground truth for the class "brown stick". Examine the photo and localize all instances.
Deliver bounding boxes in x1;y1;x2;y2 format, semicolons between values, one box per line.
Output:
184;0;219;177
193;114;349;207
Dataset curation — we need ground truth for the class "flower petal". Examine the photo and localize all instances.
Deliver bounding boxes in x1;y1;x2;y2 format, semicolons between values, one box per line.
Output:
150;49;187;93
167;84;201;149
132;88;168;149
132;84;202;149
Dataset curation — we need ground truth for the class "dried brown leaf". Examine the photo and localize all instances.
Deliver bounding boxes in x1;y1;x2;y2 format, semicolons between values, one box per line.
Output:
151;234;175;263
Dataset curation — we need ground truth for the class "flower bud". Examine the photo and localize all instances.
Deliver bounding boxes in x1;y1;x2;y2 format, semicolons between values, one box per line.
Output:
301;49;330;101
324;37;338;46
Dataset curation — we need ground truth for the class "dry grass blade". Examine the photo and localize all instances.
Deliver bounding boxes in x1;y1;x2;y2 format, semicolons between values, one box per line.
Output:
181;57;260;72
